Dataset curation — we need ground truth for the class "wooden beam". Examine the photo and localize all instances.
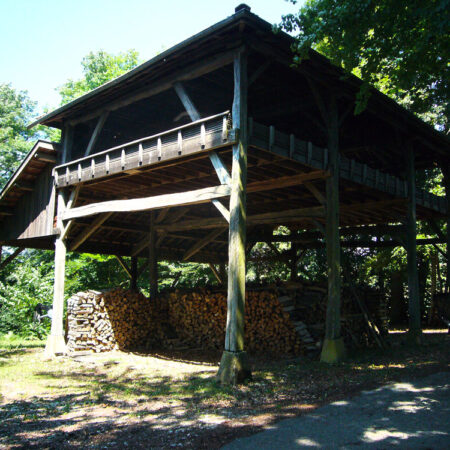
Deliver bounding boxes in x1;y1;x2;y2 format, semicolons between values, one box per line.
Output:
15;181;34;191
35;152;57;164
183;228;224;261
248;60;271;87
0;247;24;270
84;111;109;157
209;151;231;185
304;181;326;205
246;171;327;194
211;199;230;222
67;50;237;127
62;184;232;221
0;207;14;216
70;212;113;251
158;205;325;232
45;190;67;356
60;186;81;241
321;94;346;363
115;255;132;278
208;263;223;284
174;82;201;121
405;146;421;341
61;124;73;164
174;82;232;189
149;213;158;298
218;49;251;384
155;207;170;224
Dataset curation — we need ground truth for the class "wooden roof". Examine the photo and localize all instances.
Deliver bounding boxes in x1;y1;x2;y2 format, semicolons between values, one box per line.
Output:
29;6;449;173
0;141;57;212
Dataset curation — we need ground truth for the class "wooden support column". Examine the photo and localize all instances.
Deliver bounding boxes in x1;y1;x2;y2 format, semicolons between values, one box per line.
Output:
443;165;450;293
217;49;251;384
131;257;138;291
321;95;346;363
45;189;68;356
149;213;158;299
405;146;422;343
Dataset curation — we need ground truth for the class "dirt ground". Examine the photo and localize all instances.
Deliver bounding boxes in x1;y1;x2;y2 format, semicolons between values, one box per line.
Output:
0;330;449;449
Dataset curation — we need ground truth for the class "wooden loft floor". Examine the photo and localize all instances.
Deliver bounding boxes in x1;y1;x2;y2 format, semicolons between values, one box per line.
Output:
46;114;446;262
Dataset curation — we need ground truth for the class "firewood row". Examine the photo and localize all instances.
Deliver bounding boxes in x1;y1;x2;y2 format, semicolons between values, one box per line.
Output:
66;283;387;355
164;289;304;355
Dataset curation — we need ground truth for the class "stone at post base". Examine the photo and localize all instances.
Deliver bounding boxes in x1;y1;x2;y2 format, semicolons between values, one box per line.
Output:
320;337;346;363
44;334;67;357
217;351;252;385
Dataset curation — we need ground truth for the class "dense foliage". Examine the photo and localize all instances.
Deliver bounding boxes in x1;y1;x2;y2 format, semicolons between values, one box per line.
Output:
280;0;449;128
0;84;40;187
58;50;140;104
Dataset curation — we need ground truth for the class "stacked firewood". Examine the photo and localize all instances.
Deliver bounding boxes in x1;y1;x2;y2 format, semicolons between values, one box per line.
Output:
165;289;303;355
66;284;386;355
66;289;165;353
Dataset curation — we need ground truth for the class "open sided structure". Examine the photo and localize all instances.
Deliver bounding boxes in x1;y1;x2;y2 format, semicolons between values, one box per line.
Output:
1;5;449;382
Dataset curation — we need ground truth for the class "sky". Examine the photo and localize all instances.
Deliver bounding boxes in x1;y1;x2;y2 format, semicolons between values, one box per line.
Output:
0;0;301;113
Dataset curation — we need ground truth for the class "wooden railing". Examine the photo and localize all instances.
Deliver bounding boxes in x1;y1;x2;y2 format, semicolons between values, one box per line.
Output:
54;111;234;187
249;120;447;214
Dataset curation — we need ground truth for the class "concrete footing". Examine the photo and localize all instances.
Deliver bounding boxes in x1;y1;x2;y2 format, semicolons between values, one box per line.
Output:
320;337;346;363
217;350;252;385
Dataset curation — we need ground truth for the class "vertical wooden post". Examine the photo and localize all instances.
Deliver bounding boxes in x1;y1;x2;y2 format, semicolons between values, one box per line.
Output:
45;125;74;357
130;256;138;291
443;165;450;293
61;124;74;163
45;189;68;356
405;146;421;343
149;213;158;299
321;95;346;363
217;49;251;384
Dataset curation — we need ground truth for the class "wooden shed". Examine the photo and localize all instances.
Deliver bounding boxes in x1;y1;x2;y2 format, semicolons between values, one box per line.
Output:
1;5;449;383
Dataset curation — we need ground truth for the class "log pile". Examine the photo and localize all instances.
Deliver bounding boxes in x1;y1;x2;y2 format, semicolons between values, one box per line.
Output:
165;289;303;355
67;288;303;355
66;283;387;355
67;289;165;353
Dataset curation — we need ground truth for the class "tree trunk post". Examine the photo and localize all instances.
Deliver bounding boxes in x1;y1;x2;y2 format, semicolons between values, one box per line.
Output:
405;146;422;343
321;96;346;363
45;189;68;356
149;213;158;299
131;256;138;291
443;166;450;293
217;49;251;384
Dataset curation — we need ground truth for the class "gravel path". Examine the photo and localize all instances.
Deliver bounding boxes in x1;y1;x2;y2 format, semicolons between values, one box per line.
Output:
223;372;450;449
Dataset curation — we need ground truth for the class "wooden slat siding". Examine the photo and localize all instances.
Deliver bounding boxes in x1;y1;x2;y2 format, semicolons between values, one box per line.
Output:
54;112;233;187
249;120;446;214
0;167;56;241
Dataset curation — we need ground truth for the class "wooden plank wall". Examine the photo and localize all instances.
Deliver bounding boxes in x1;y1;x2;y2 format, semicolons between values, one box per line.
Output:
0;166;55;241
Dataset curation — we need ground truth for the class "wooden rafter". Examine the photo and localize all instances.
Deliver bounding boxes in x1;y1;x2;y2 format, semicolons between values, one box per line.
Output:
84;111;109;157
183;228;225;261
0;247;24;270
70;212;113;251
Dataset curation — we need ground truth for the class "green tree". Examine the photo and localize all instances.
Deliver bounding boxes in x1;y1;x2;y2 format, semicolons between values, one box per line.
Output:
0;84;39;187
58;49;140;104
280;0;450;130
